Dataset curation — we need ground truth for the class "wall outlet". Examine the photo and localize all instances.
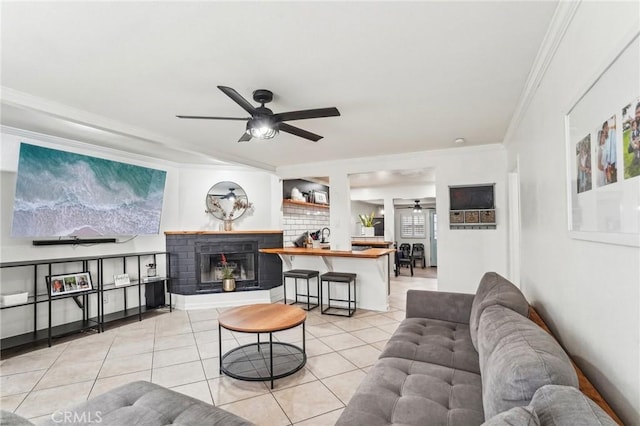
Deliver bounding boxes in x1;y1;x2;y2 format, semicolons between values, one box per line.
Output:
103;295;109;304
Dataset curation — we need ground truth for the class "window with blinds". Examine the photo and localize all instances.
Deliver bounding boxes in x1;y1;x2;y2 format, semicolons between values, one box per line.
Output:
400;212;426;238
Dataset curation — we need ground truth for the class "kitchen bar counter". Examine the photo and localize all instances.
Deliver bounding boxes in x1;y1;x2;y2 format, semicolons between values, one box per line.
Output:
261;246;393;312
259;247;394;258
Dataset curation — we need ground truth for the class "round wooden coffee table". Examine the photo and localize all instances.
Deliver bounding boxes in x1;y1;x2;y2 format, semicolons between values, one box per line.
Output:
218;303;306;389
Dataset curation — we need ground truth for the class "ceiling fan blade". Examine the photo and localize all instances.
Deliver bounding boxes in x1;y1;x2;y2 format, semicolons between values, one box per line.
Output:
176;115;249;121
279;123;323;142
217;86;257;115
274;107;340;122
238;132;252;142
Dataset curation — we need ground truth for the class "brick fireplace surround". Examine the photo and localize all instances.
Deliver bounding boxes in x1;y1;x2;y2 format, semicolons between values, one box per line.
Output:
165;231;283;297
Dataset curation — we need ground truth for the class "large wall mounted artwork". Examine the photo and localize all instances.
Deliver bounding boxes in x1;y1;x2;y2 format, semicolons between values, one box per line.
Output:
11;143;167;237
565;30;639;247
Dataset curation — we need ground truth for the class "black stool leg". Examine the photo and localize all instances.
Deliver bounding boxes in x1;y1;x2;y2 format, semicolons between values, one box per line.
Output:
283;275;287;304
352;279;356;316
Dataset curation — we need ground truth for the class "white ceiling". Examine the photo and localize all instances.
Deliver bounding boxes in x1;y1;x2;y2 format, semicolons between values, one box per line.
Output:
349;168;436;188
1;1;557;171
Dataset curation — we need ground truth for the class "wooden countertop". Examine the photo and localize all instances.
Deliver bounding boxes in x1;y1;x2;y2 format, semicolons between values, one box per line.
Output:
165;230;283;235
260;247;395;258
351;240;394;247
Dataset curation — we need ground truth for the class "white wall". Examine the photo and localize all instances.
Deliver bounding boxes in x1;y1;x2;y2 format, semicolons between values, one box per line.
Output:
0;128;281;338
278;144;508;294
504;3;640;423
175;166;281;232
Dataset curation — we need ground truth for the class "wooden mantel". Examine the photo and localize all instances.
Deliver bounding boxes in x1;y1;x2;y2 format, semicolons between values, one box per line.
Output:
164;230;283;235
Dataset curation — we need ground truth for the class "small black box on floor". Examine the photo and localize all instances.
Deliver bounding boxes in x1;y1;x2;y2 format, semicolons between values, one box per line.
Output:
145;279;166;308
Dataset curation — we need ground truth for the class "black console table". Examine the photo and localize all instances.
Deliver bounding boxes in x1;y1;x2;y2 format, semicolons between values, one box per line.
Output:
0;251;171;350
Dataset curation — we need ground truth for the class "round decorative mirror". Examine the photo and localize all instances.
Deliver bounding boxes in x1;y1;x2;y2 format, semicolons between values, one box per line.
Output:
205;181;251;221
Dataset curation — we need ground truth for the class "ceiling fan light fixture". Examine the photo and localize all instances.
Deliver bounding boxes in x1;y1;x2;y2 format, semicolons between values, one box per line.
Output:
247;118;278;139
413;200;423;213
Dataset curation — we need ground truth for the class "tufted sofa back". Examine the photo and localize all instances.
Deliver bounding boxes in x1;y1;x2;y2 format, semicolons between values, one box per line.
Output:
469;272;529;350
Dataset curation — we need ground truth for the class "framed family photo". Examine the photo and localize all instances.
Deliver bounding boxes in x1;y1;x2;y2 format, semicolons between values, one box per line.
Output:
564;29;640;247
47;272;93;296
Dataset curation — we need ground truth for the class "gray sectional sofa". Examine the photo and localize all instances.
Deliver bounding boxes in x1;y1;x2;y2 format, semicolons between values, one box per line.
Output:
336;272;618;426
0;381;253;426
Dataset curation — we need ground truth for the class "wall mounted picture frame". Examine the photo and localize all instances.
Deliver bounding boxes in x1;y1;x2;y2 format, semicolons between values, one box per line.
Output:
564;29;640;247
313;190;328;204
47;272;92;296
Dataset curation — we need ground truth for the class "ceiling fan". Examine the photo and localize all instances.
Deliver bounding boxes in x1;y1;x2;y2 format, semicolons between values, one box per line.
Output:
177;86;340;142
396;200;424;212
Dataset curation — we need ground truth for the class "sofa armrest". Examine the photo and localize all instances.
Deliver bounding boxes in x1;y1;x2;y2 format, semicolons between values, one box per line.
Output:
406;290;474;324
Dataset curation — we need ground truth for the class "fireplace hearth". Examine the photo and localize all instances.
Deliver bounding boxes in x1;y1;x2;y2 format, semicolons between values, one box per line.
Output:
166;231;283;295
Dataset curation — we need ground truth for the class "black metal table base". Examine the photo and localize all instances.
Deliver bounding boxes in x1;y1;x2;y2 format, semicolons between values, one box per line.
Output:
219;324;306;389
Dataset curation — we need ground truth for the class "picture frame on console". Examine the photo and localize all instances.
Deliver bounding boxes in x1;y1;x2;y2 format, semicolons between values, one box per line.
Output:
47;272;92;296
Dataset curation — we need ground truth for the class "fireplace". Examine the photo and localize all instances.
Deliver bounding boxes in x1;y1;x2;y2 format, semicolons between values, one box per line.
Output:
196;241;258;291
166;231;283;295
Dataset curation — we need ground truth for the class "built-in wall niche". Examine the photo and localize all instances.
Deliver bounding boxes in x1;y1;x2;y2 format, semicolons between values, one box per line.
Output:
448;184;496;230
282;178;329;206
282;177;330;246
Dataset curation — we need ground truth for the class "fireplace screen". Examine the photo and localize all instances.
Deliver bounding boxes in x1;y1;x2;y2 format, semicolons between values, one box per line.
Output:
200;252;255;283
196;239;259;291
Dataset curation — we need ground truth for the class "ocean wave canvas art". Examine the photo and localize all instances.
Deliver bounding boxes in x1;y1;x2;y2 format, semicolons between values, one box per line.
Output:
11;143;167;237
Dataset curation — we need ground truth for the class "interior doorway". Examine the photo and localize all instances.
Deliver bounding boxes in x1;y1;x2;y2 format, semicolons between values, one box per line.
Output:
429;210;438;266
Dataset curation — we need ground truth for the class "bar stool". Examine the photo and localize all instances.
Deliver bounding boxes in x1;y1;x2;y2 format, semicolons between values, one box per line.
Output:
320;272;357;317
282;269;320;311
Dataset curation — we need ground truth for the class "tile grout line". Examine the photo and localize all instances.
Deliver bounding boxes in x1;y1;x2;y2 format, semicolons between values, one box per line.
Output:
4;275;437;421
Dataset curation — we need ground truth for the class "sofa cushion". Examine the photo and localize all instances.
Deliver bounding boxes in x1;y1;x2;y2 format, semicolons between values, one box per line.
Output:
39;381;253;426
406;290;475;324
336;357;484;426
478;305;578;419
0;410;35;426
482;406;540;425
379;317;480;374
469;272;529;350
530;385;617;425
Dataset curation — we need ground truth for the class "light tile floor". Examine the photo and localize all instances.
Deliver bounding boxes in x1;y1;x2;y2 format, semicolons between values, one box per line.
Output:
0;269;436;425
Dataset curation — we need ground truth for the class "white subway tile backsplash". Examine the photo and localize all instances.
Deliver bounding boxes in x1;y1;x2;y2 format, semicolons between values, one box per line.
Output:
283;204;330;245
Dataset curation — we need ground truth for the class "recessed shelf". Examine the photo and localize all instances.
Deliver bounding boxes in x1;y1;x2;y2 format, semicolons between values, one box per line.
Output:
283;199;329;209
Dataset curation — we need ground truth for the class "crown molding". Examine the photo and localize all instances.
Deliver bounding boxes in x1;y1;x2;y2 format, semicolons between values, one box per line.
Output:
1;87;276;172
503;1;581;146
